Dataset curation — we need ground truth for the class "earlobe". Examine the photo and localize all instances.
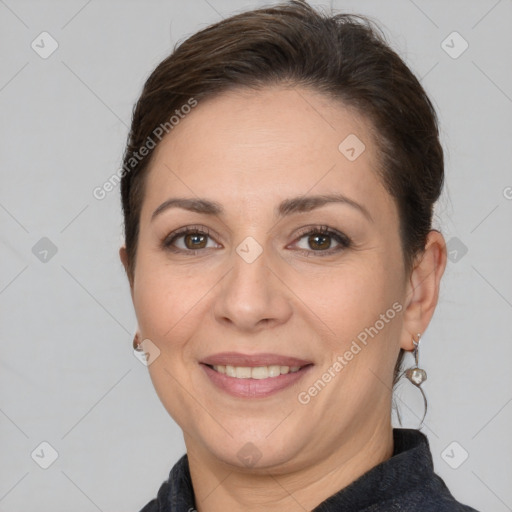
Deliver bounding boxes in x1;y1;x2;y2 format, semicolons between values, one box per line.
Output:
119;245;129;272
133;331;141;351
400;230;447;351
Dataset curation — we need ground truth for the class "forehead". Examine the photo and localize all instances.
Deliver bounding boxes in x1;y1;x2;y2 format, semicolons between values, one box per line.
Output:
141;86;393;219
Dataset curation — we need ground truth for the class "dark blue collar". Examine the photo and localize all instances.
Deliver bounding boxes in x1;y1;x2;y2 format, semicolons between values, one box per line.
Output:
140;428;479;511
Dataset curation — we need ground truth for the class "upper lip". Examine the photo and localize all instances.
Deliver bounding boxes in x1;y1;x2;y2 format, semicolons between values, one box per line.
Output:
201;352;313;367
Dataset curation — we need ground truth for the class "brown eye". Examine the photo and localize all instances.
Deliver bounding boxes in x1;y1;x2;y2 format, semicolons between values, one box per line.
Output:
162;226;220;253
308;233;331;250
292;226;351;256
184;233;208;249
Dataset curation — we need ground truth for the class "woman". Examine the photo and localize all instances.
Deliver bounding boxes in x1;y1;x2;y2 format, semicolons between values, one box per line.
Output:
119;1;479;510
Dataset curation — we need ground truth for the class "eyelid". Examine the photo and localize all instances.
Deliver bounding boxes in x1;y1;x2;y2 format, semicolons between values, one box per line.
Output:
292;224;349;241
288;225;351;255
161;225;222;252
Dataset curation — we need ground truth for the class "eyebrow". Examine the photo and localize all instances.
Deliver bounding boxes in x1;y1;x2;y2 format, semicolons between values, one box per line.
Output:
151;193;373;222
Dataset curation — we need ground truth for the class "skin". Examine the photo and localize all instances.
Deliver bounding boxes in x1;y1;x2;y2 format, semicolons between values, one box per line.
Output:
120;86;446;511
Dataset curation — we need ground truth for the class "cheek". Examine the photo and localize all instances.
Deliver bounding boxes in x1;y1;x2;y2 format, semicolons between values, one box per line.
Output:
306;262;402;342
132;251;221;342
302;264;405;404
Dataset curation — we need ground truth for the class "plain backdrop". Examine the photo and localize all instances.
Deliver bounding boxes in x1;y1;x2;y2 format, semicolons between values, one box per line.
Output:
1;1;511;511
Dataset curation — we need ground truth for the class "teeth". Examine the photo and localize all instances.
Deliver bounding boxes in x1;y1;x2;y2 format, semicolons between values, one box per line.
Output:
236;366;252;379
268;365;281;377
212;365;302;379
252;366;271;379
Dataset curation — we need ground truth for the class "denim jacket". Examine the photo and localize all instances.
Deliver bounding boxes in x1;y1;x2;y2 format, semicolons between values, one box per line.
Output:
139;428;479;511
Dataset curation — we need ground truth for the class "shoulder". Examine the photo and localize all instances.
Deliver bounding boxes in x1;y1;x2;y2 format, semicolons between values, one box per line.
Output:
314;429;480;512
387;429;480;512
370;429;480;512
137;479;169;512
137;454;194;512
372;485;480;512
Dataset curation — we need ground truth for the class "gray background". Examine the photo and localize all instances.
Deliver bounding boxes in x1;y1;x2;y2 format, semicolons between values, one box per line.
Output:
0;0;511;510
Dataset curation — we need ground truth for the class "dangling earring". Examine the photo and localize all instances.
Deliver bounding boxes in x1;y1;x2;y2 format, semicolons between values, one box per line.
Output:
405;333;428;424
405;333;427;386
394;334;428;427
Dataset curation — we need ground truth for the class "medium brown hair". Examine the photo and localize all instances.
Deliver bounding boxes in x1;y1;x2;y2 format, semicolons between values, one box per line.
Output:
120;0;444;390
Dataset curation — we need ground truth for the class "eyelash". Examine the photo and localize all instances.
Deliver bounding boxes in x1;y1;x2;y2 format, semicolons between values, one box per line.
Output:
161;225;214;254
293;225;351;257
161;225;351;257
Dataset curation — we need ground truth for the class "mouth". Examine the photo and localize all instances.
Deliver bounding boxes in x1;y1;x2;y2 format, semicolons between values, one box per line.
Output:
200;353;313;398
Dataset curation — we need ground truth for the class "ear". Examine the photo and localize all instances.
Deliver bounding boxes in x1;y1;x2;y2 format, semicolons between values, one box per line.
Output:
119;245;134;295
400;230;447;351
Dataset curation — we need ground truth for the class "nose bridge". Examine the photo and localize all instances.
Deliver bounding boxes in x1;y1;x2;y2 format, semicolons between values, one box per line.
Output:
213;235;292;330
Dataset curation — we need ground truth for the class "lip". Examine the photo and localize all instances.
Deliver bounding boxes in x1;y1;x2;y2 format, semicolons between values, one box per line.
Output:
201;352;312;367
200;352;314;399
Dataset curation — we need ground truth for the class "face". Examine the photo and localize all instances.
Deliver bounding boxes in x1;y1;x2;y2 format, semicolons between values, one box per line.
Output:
126;86;412;472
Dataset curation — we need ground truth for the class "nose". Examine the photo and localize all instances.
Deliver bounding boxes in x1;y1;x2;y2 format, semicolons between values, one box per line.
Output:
213;244;293;333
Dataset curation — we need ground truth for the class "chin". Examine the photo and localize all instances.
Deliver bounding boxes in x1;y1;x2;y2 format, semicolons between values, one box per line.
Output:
185;417;313;474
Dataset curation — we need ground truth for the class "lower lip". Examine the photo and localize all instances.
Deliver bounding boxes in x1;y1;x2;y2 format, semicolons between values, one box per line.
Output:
201;364;313;399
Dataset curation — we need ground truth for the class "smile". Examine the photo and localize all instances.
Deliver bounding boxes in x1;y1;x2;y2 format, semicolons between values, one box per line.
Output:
202;363;313;399
210;364;302;379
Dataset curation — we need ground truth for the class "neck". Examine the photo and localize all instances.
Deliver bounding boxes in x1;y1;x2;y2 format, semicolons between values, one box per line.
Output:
186;419;394;512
